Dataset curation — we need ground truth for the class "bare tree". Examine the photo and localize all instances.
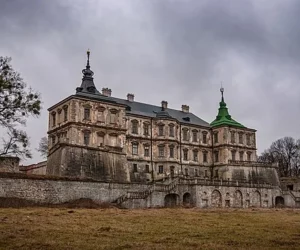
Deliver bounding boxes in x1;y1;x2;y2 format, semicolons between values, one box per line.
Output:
259;137;300;177
0;56;41;158
37;136;48;158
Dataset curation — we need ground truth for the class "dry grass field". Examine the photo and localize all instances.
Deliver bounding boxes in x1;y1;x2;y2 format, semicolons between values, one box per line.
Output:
0;208;300;250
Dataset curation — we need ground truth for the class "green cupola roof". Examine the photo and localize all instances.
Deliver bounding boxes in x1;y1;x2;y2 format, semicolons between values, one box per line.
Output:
210;87;245;128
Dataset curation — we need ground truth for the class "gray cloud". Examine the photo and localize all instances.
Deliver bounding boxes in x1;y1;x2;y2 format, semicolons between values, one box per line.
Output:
0;0;300;164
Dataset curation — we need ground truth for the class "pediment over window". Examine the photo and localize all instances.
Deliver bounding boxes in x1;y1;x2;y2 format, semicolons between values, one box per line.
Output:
82;103;92;108
110;108;118;114
96;131;105;136
97;105;106;111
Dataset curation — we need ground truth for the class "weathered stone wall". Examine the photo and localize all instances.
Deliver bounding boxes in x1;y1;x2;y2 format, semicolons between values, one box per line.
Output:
0;157;20;173
0;175;283;208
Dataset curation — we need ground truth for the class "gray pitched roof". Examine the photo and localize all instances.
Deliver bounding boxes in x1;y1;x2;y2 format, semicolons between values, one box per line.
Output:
76;91;210;128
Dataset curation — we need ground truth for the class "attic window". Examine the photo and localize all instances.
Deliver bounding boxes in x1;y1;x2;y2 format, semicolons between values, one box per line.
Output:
182;117;190;122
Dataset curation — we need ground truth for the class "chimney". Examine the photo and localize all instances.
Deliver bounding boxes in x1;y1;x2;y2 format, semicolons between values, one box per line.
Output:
102;88;112;97
127;93;134;102
161;100;168;110
181;104;189;113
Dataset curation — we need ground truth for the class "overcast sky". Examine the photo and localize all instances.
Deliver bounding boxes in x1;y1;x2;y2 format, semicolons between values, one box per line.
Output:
1;0;300;164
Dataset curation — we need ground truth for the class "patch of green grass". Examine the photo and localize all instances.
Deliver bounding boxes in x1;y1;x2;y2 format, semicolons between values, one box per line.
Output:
0;208;299;250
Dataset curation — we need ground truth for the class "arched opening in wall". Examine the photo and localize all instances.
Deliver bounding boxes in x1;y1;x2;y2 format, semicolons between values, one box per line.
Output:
183;193;192;207
164;194;179;208
275;196;284;207
233;190;243;208
211;190;222;208
252;191;261;207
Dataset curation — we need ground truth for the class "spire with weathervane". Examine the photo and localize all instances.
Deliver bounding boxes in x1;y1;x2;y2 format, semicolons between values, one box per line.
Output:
76;49;99;94
210;86;245;128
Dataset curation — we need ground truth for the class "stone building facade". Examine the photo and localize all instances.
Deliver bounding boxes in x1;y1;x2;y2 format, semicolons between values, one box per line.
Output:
46;51;279;189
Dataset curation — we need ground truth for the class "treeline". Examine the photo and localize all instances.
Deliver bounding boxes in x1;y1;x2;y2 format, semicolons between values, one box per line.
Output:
259;137;300;177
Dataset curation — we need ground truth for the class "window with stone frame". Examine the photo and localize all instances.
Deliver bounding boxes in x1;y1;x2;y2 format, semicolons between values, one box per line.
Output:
231;150;236;161
144;145;150;157
202;131;207;144
169;124;175;137
185;168;189;176
192;130;198;142
194;169;198;176
52;135;56;145
57;109;62;124
204;169;208;177
239;151;244;161
215;169;219;178
97;106;105;122
63;105;68;122
183;149;188;161
203;151;208;163
182;128;189;141
246;134;251;146
158;165;164;174
133;164;138;172
169;145;174;158
214;151;219;162
158;145;165;157
84;107;91;120
83;131;90;145
247;152;252;161
231;131;235;143
51;112;56;127
214;132;219;143
193;150;198;162
110;109;117;124
97;133;105;147
239;132;243;144
143;123;149;136
145;164;150;173
158;124;164;136
132;142;138;155
131;120;138;134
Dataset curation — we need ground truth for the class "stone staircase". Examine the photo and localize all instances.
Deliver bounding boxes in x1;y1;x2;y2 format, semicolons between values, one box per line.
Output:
113;177;179;205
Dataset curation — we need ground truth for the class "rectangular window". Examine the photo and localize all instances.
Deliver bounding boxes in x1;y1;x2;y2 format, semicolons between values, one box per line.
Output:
192;131;197;142
204;170;208;177
247;152;251;161
203;151;208;163
239;151;244;161
52;136;56;145
97;111;104;122
214;132;218;143
183;129;188;141
158;146;164;157
169;146;174;158
52;113;56;127
231;151;236;161
246;134;251;145
132;143;138;155
215;169;219;178
84;108;90;120
169;125;174;137
193;150;198;162
144;145;150;157
110;113;116;124
158;165;164;174
83;132;90;145
144;124;149;135
214;151;219;162
185;168;189;176
133;164;138;172
145;164;150;173
158;125;164;136
132;121;138;134
183;149;188;161
202;132;207;144
64;107;68;122
239;133;243;144
231;131;235;143
195;169;198;176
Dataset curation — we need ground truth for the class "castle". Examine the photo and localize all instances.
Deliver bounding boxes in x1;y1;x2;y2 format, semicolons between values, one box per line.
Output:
1;51;299;208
